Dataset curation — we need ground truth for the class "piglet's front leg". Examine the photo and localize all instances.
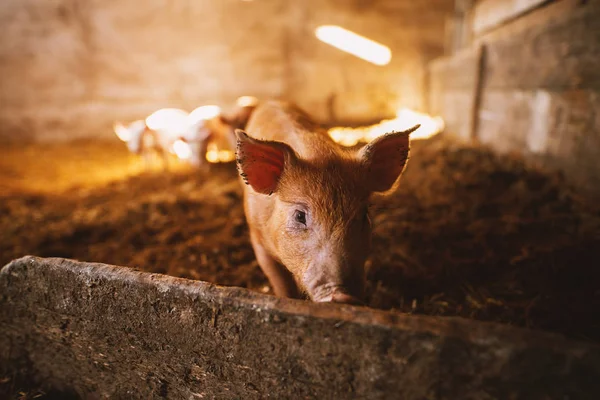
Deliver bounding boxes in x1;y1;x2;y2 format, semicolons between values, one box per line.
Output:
249;232;301;299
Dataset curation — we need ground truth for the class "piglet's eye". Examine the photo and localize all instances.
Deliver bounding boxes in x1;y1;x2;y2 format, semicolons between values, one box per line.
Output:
294;210;307;225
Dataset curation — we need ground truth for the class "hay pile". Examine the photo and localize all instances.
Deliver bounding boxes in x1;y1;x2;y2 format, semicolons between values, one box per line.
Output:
1;136;599;343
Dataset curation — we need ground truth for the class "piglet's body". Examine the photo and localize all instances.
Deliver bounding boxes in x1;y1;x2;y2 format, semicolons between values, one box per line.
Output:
236;101;418;304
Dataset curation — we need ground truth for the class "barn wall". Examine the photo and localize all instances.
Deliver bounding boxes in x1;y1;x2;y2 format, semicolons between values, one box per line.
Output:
429;0;600;194
283;0;453;125
0;0;453;143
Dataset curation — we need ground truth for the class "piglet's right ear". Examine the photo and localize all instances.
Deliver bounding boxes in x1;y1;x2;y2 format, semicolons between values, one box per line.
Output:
235;129;295;195
359;125;420;193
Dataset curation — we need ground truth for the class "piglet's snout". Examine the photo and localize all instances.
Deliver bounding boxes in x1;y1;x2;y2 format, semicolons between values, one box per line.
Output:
314;289;364;306
330;292;364;305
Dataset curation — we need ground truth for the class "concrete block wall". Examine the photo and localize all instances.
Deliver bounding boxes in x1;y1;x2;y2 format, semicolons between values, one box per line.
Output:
0;0;453;142
3;256;600;398
429;0;600;195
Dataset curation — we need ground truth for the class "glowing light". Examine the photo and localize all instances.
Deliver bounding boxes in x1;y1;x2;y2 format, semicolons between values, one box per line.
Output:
236;96;259;108
218;150;236;162
315;25;391;66
206;143;219;163
328;108;444;146
145;108;189;134
172;139;193;160
394;108;445;141
206;143;235;163
188;105;222;125
328;129;362;147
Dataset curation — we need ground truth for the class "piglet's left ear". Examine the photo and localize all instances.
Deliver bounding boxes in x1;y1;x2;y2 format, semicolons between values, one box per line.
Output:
359;124;420;193
235;129;296;195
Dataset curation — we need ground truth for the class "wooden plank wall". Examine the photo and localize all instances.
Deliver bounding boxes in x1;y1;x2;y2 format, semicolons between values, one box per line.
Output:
429;46;483;141
429;0;600;195
472;0;550;35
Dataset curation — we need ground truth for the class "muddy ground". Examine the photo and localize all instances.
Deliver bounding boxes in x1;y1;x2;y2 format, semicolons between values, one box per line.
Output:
1;135;600;349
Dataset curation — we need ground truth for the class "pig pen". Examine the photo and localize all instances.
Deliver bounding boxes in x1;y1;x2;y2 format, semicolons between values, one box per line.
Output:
1;134;600;398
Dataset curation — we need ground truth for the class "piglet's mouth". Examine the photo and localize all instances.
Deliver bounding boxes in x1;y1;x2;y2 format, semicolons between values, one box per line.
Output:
311;287;364;305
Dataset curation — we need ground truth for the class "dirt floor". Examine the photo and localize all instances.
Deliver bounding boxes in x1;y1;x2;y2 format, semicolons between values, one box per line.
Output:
1;135;600;348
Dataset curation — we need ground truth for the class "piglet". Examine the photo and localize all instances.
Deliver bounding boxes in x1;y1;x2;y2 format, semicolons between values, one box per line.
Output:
113;120;171;169
183;102;260;166
222;100;260;133
235;101;419;304
114;108;190;169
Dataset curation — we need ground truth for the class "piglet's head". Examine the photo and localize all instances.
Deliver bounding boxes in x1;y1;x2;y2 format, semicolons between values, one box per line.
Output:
235;125;419;304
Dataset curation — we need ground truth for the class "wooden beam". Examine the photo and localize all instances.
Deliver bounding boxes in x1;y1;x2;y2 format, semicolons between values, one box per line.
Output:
469;44;486;142
428;46;482;139
474;0;588;44
472;0;551;35
482;1;600;90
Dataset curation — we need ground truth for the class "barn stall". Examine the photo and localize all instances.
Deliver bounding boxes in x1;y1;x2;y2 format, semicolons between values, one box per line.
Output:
1;0;600;398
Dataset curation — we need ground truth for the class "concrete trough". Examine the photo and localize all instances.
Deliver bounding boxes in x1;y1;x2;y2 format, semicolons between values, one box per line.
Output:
1;256;599;399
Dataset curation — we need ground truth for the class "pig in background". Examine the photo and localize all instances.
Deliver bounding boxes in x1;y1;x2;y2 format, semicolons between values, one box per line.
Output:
113;119;174;170
236;101;419;305
114;108;189;170
221;96;260;133
183;98;260;166
113;98;260;169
